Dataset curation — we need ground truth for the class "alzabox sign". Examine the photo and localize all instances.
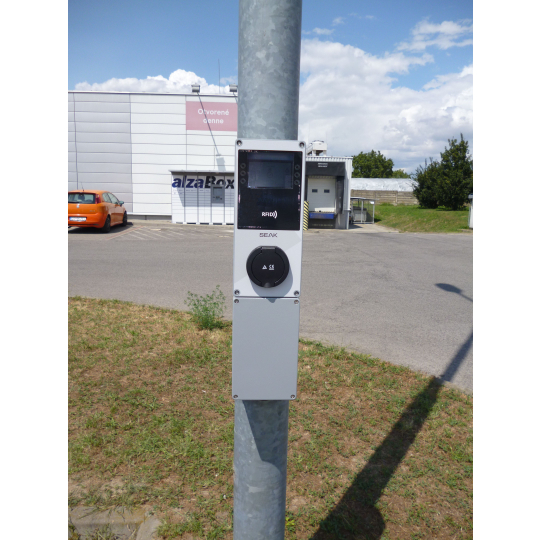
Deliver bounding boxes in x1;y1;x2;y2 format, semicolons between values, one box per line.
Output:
186;101;238;132
172;175;234;189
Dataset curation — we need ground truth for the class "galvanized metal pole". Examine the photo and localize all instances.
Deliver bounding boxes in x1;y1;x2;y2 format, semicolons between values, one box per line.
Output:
237;0;302;141
234;1;302;539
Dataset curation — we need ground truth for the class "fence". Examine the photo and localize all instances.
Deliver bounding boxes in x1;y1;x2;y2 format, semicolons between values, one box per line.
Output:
350;190;418;206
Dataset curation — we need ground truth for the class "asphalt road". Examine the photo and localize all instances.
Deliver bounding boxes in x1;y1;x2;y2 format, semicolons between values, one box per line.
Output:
68;222;473;392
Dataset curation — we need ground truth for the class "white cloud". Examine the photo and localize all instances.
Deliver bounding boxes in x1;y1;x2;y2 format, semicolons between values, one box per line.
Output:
312;28;334;36
332;17;345;26
398;19;473;52
220;75;238;85
74;68;230;94
349;13;375;21
73;21;473;173
299;39;473;171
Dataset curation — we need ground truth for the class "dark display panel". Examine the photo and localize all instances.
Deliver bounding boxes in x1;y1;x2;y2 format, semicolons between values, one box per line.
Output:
247;152;293;189
237;150;303;230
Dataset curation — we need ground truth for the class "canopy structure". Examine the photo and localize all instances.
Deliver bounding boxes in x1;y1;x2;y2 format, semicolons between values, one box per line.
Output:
350;177;414;192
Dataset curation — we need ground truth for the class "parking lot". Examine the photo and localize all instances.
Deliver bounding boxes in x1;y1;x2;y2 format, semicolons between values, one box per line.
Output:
69;222;473;392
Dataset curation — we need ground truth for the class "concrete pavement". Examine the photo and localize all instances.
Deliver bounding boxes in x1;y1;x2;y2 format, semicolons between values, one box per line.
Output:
69;507;160;539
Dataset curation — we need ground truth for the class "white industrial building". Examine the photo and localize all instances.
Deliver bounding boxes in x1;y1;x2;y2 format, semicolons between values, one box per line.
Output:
68;91;352;228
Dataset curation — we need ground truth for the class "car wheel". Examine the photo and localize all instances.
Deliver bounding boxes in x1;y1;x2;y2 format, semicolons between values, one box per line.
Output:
121;212;128;226
101;215;111;233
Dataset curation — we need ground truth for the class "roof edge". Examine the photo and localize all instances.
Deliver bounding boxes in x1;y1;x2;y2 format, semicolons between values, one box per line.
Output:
68;90;236;97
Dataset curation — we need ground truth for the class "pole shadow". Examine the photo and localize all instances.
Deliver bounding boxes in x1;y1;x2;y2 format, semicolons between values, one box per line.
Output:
309;330;473;539
435;283;473;303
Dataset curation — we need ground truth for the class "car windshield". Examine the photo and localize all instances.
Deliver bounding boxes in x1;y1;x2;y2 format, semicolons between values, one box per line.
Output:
68;193;96;204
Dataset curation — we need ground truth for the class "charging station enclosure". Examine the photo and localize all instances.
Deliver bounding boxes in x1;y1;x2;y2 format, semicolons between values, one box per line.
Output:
232;139;306;400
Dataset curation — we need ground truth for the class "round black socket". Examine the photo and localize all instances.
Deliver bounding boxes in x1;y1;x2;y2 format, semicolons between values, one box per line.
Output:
246;246;290;288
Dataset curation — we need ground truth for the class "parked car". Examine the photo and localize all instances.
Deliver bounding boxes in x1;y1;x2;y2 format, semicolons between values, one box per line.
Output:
68;190;127;232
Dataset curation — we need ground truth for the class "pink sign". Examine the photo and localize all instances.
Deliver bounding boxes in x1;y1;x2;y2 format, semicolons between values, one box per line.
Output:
186;101;238;132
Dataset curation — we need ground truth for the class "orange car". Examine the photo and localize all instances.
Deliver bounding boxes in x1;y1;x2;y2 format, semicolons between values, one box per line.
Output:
68;190;127;232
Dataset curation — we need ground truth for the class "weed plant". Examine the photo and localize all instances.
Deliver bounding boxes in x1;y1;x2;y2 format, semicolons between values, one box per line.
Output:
69;297;472;540
185;285;226;330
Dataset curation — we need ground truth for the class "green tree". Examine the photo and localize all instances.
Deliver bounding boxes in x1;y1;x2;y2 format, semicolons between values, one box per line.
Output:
437;135;473;210
412;158;440;209
412;134;473;210
352;150;394;178
391;169;411;179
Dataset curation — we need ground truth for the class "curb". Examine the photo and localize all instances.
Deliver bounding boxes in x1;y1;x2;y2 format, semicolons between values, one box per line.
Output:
68;507;161;540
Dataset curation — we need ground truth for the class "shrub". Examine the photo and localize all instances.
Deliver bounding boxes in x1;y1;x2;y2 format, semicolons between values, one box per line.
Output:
185;285;226;330
412;134;473;210
412;158;440;209
437;135;473;210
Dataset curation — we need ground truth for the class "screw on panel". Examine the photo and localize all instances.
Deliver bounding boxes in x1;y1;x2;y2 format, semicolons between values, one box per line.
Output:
233;395;238;399
234;290;240;295
299;142;304;148
237;140;243;146
294;291;299;296
234;299;239;304
290;395;295;399
294;300;299;304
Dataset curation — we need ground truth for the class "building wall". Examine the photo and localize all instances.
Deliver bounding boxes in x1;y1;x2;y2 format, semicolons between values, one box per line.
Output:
351;189;418;205
69;91;238;216
70;92;133;212
131;93;186;216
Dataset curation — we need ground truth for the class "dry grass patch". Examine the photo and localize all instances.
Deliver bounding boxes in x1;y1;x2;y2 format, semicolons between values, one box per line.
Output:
69;297;472;540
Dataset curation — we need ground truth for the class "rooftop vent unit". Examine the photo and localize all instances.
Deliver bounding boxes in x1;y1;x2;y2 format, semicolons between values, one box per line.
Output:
307;140;327;156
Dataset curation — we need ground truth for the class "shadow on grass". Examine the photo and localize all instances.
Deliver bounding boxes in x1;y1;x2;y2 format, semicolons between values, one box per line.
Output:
310;331;473;539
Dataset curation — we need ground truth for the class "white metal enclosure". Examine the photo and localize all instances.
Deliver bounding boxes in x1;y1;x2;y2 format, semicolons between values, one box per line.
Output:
171;173;235;225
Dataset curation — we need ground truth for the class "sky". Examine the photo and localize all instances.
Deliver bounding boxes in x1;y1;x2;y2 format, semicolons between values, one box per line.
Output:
69;0;473;173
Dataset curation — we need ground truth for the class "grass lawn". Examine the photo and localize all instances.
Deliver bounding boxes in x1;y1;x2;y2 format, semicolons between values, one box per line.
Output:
374;204;470;233
69;297;472;540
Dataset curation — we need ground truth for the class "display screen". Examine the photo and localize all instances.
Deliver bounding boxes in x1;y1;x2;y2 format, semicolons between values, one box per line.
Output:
247;152;293;189
237;149;303;230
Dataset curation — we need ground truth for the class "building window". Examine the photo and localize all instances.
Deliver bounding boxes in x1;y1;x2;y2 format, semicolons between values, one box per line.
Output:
312;189;318;193
324;189;330;193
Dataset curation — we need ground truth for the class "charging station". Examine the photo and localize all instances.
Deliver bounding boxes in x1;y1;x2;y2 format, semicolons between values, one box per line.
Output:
232;139;306;400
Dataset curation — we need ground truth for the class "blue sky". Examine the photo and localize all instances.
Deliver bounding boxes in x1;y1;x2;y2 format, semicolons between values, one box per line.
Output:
69;0;473;171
